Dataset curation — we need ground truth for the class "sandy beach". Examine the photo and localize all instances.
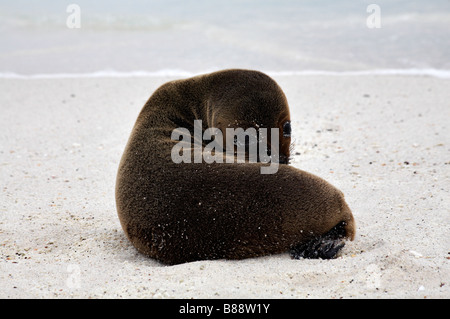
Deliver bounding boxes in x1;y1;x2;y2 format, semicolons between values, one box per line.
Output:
0;74;448;298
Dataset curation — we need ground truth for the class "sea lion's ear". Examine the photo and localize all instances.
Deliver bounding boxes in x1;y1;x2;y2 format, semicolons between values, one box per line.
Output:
282;121;291;138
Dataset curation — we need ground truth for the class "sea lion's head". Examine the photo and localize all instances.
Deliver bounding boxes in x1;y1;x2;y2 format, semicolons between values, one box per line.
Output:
205;70;291;164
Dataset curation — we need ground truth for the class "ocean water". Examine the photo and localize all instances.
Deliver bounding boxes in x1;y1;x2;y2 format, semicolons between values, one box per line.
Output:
0;0;449;77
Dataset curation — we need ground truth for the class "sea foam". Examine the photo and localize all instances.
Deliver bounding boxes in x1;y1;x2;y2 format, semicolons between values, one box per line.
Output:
1;68;449;79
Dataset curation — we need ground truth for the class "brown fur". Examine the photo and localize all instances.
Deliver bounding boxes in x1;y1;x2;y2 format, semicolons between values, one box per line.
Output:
115;69;355;265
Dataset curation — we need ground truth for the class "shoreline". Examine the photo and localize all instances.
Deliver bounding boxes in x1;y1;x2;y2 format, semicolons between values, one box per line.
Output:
1;68;450;79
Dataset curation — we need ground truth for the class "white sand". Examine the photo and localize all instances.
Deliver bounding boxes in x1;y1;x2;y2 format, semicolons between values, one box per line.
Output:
0;75;448;299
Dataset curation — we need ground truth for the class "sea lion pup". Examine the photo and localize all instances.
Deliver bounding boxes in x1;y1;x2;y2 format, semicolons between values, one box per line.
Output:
116;69;355;265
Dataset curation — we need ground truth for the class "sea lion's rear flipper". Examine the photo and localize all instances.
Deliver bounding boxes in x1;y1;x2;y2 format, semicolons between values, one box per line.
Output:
289;221;347;260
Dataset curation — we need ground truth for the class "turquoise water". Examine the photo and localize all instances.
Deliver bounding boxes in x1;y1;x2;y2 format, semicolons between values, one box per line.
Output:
1;0;449;75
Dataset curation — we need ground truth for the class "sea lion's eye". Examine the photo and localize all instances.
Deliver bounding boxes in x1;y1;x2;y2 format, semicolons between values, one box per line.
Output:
283;121;291;138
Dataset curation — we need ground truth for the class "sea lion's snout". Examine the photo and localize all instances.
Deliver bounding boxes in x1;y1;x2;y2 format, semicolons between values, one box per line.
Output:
279;153;290;164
